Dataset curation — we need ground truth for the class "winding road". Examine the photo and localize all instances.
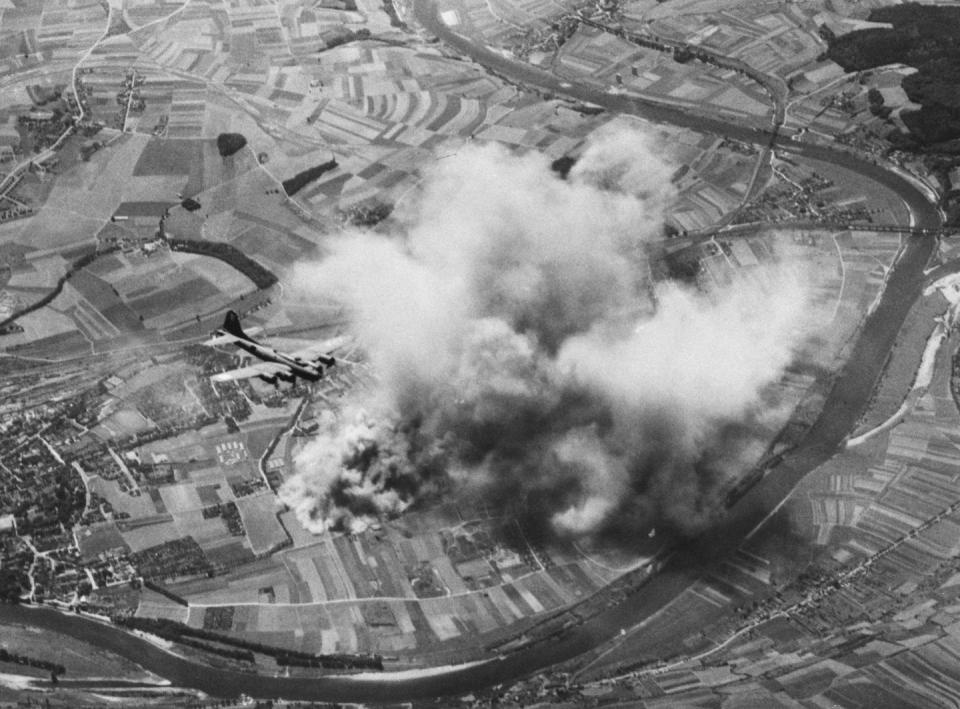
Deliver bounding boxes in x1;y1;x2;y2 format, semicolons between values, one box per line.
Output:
0;0;946;702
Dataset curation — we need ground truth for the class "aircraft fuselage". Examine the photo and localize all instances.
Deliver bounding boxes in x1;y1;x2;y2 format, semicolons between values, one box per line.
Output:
223;333;325;381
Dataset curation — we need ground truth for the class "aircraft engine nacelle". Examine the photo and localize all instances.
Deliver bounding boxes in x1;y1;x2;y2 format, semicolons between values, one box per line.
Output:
259;370;296;385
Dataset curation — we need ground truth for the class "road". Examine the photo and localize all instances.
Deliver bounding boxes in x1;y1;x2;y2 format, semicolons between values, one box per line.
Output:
0;1;112;196
0;0;946;702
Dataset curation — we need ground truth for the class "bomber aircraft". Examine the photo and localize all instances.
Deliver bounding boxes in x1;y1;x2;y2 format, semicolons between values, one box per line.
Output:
204;310;349;384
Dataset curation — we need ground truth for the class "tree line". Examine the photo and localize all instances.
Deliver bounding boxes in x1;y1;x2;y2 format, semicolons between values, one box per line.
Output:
114;616;383;671
0;647;66;677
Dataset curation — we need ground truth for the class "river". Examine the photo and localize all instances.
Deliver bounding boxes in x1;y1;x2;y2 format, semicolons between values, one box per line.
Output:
0;1;943;701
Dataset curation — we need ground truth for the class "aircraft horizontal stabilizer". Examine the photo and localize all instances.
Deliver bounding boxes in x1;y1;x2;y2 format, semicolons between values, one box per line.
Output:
203;333;240;347
203;326;264;348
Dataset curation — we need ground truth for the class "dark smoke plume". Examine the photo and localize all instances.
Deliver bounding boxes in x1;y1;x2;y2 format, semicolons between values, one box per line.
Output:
281;128;810;540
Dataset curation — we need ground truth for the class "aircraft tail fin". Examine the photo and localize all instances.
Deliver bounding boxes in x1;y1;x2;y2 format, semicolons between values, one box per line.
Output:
222;310;253;341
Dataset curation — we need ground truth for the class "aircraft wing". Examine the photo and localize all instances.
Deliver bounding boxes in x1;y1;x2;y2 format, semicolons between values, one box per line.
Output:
211;361;291;382
290;335;351;361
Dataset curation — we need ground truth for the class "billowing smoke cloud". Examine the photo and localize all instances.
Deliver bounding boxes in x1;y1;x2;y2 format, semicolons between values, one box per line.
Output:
279;407;447;534
280;128;810;541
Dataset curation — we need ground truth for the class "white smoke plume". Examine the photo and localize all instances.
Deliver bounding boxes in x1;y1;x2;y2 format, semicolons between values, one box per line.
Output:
281;128;811;541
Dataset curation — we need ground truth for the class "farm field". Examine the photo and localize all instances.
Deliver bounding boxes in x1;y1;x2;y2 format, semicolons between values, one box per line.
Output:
147;509;625;661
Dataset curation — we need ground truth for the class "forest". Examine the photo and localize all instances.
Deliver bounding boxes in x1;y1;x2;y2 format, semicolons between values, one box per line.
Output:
282;158;338;196
826;3;960;145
